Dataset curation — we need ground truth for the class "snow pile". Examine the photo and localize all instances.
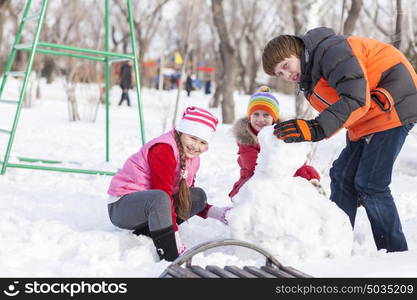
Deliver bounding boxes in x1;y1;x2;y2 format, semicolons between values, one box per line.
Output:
228;126;353;265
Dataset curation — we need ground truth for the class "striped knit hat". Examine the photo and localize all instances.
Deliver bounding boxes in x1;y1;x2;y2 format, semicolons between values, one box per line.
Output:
176;106;218;142
247;86;280;122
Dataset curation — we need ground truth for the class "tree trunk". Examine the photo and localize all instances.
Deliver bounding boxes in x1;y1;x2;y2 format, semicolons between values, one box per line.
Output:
67;83;80;121
221;55;236;123
236;48;247;94
291;0;302;35
172;0;196;127
291;0;309;118
211;0;235;123
116;1;169;88
343;0;363;35
210;81;222;108
36;70;41;99
41;56;56;84
245;34;258;95
0;1;10;64
393;0;403;49
210;44;224;108
210;54;223;108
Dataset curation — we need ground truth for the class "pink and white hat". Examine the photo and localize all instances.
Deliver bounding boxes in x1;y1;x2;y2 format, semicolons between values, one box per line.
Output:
176;106;218;142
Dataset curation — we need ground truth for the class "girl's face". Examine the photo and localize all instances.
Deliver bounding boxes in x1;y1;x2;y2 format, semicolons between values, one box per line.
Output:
273;55;301;83
250;110;274;131
179;133;209;158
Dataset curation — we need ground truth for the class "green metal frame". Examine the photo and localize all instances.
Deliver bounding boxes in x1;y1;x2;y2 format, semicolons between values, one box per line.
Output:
0;0;145;176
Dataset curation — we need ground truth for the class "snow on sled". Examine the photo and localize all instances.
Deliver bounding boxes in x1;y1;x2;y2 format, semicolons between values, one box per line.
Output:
159;239;312;278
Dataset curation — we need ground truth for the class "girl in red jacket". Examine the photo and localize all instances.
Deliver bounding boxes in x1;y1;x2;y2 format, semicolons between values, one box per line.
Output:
229;86;320;199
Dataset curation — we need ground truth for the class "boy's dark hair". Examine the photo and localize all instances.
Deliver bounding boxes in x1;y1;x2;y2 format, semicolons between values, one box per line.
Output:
262;35;304;76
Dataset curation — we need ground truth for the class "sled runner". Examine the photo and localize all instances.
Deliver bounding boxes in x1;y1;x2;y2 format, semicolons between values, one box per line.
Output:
159;239;312;278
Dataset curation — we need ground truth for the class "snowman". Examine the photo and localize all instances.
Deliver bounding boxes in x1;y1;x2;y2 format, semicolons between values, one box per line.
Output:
228;126;353;265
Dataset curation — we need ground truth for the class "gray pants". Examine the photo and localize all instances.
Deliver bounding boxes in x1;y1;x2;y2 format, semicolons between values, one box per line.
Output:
108;187;207;232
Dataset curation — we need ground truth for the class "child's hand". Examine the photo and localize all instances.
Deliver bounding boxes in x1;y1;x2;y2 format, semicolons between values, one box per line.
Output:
178;245;187;255
207;206;232;225
274;119;325;143
175;231;187;255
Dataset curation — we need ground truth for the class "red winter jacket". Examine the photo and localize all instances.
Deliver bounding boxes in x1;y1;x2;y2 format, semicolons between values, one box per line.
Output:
148;143;211;231
229;117;320;198
229;142;260;198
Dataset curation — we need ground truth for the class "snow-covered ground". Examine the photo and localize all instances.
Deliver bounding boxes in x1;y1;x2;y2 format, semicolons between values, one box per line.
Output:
1;78;417;277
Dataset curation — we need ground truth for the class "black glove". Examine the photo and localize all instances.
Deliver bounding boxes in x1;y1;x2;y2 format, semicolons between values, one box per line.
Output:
273;119;326;143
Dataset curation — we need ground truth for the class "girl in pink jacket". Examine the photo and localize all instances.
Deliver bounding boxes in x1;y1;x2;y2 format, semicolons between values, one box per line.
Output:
107;106;229;262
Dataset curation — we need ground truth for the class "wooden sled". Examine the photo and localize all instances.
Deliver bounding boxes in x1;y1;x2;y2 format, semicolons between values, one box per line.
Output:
159;239;312;278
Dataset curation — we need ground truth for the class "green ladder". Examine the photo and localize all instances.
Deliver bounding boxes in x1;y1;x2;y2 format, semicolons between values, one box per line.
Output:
0;0;145;176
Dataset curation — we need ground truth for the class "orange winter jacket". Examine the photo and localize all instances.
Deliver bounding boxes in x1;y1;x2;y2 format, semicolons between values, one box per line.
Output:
299;27;417;141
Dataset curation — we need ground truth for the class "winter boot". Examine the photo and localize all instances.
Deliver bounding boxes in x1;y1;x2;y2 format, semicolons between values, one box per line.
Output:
132;224;151;237
150;226;179;262
176;217;185;226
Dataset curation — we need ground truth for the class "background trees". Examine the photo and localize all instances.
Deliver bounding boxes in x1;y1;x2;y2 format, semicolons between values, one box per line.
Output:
1;0;416;123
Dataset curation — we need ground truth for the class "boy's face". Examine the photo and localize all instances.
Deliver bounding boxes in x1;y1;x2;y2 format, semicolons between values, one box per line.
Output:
249;110;274;132
273;55;301;83
180;133;209;158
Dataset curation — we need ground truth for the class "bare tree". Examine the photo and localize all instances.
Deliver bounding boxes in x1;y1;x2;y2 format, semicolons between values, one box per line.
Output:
211;0;236;123
206;11;223;108
289;0;324;119
40;0;101;120
7;2;25;71
403;0;417;67
291;0;302;35
210;55;224;108
63;63;81;122
393;0;403;48
110;9;130;54
362;2;390;37
171;0;198;127
116;0;169;82
234;1;268;95
362;0;401;45
3;0;411;124
342;0;363;35
289;0;306;119
234;3;251;94
0;0;11;61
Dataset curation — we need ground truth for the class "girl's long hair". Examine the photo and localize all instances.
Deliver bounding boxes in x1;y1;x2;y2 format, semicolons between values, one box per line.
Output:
174;130;191;220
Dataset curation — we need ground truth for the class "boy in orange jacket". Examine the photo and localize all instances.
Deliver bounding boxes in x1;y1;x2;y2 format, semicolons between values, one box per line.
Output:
262;27;417;252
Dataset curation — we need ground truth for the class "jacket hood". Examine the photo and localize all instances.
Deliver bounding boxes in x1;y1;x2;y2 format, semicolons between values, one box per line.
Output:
298;27;335;92
232;112;291;145
232;117;258;145
299;27;336;59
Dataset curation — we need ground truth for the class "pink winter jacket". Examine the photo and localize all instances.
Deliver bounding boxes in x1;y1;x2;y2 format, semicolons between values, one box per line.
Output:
107;130;199;197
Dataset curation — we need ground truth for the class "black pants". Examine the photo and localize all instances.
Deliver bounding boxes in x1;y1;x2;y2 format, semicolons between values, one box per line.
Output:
118;91;131;106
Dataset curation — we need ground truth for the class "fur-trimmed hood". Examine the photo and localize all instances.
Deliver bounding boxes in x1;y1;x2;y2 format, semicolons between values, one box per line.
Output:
232;117;258;145
232;112;291;145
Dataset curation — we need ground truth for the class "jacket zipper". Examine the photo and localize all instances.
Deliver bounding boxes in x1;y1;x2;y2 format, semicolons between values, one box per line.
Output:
312;90;331;107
